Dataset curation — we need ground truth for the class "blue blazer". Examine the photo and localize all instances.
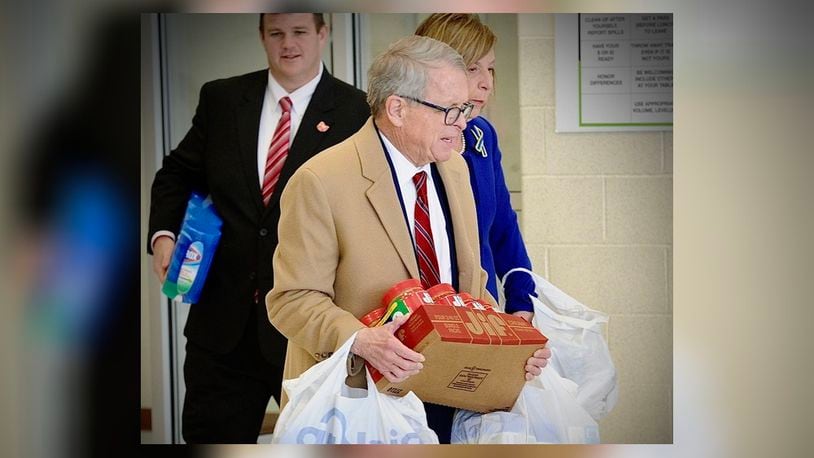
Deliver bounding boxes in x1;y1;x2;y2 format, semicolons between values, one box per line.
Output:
462;116;536;313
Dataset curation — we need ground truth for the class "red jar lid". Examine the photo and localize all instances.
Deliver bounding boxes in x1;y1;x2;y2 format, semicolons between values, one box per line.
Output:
381;278;423;307
457;292;492;309
360;306;386;327
426;283;456;301
401;291;436;312
439;293;467;307
470;299;492;310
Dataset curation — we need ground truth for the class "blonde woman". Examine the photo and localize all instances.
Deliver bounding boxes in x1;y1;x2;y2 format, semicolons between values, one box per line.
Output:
416;14;538;321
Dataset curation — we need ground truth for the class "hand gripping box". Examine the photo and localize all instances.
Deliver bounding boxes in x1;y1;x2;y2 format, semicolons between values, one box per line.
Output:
367;304;548;413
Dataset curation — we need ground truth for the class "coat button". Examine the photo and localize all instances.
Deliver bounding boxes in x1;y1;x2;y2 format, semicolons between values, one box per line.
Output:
259;228;269;237
249;272;257;280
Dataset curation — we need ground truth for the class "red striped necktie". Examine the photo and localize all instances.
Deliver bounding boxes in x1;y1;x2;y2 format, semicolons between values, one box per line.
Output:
412;171;441;289
262;96;292;206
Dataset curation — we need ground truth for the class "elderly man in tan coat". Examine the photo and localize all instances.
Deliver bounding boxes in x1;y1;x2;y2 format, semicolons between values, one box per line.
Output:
266;35;549;443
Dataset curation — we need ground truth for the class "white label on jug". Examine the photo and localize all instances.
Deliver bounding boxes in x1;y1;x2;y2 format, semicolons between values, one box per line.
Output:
178;241;203;294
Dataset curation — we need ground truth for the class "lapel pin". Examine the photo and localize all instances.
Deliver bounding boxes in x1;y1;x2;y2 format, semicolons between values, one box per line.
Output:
473;125;487;157
316;121;330;132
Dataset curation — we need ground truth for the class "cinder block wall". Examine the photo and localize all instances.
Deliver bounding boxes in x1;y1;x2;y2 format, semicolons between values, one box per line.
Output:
517;14;673;443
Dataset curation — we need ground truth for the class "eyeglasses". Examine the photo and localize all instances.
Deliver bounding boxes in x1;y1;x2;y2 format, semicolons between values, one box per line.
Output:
398;95;474;126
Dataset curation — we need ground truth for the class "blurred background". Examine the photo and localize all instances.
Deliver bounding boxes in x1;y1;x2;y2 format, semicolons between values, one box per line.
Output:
1;0;812;457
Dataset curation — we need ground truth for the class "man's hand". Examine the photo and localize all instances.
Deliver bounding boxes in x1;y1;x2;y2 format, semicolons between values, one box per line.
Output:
152;236;175;284
524;347;552;381
351;314;425;383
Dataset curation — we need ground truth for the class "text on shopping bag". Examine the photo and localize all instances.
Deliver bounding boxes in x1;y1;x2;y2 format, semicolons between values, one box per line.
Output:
294;407;427;444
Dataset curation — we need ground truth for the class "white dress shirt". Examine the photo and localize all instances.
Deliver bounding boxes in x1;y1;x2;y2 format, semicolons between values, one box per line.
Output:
256;65;324;187
379;132;453;285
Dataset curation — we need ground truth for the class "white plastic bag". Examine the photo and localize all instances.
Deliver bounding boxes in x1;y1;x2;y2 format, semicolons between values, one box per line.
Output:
503;268;619;421
519;368;600;443
271;333;439;444
451;367;599;444
451;409;529;444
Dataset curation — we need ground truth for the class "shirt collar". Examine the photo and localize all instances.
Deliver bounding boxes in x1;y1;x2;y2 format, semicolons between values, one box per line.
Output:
267;64;324;114
378;131;431;187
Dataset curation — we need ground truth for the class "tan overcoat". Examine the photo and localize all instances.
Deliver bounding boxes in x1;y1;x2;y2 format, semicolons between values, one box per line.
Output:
266;118;492;406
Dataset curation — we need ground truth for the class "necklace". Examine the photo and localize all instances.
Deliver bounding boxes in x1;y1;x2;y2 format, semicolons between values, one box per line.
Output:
459;131;466;155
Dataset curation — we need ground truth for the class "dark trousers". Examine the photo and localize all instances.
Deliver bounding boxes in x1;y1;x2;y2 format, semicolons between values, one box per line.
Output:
424;402;456;444
181;312;283;444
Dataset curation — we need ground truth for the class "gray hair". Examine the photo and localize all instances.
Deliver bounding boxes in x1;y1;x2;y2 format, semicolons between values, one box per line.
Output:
366;35;465;117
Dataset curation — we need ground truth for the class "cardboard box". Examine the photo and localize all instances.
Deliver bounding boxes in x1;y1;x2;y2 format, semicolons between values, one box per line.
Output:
367;304;548;413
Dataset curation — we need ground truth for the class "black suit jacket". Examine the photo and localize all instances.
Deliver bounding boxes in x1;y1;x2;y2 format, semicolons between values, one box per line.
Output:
148;68;370;366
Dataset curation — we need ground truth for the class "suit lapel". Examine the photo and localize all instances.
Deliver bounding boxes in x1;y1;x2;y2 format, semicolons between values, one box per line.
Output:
289;70;335;168
236;70;268;214
437;157;477;294
265;69;336;215
357;120;420;279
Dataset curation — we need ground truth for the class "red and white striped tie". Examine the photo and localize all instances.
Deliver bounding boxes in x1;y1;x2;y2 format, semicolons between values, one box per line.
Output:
261;96;292;206
412;171;441;289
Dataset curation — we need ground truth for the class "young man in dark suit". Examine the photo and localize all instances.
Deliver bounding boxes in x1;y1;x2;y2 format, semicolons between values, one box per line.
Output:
147;13;370;443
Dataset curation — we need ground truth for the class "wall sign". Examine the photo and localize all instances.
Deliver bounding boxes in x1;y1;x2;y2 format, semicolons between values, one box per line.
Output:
555;13;673;132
